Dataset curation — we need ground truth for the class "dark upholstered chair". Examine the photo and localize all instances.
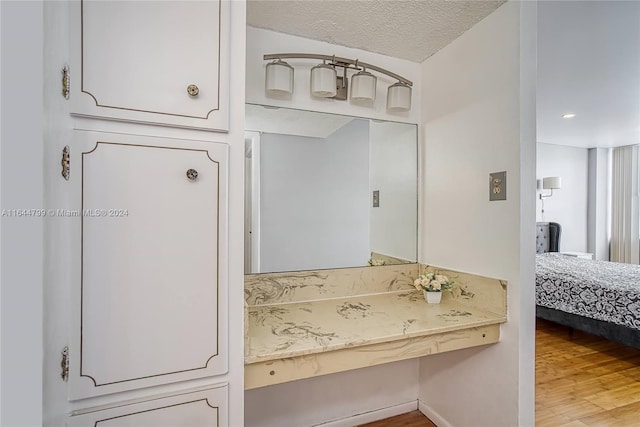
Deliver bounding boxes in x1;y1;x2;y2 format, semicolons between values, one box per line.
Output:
536;222;561;253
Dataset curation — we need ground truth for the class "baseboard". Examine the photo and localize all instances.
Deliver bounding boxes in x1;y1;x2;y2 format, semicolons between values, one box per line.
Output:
314;401;418;427
418;400;453;427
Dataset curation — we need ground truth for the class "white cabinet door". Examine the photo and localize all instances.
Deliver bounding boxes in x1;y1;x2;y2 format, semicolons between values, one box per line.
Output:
70;0;229;131
68;131;228;400
69;384;228;426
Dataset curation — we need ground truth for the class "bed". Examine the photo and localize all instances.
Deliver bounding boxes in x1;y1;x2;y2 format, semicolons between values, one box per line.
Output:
535;222;640;348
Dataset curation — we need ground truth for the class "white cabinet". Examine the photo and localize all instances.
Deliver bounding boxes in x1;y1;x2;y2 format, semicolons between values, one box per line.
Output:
69;384;228;426
68;131;228;400
52;0;240;420
70;0;229;131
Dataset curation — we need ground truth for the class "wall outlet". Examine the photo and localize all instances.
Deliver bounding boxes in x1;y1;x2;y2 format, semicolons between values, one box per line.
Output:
490;171;506;201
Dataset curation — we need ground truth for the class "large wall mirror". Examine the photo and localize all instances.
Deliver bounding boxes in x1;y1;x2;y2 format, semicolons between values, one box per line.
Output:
245;104;417;274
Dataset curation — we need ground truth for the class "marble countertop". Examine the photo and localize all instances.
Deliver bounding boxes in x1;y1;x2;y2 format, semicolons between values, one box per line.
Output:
246;289;507;364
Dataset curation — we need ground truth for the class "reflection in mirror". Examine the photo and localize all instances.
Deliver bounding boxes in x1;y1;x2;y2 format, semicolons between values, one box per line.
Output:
245;104;417;274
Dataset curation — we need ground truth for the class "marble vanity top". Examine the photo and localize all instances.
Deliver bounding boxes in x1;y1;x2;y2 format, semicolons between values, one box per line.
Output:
244;264;507;389
246;289;506;364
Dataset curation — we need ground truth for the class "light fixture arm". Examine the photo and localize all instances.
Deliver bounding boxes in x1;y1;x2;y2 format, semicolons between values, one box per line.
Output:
539;189;555;219
539;189;555;200
539;191;554;221
264;53;413;87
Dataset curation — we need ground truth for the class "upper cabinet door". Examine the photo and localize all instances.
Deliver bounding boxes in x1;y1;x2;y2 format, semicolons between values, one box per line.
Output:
68;131;228;400
70;0;229;131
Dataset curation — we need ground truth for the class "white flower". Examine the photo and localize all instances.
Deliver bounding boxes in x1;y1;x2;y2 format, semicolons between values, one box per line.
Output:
414;272;454;293
435;275;448;284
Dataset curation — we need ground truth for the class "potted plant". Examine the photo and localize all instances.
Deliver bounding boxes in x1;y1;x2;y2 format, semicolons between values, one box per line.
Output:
413;272;454;304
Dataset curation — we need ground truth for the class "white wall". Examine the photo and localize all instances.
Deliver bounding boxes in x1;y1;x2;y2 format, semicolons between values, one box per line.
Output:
369;121;418;261
418;2;536;426
245;360;419;427
536;142;589;252
260;119;370;272
588;147;610;260
1;1;44;425
245;27;422;425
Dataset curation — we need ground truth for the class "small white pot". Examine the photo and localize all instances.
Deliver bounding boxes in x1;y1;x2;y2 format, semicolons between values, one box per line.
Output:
424;291;442;304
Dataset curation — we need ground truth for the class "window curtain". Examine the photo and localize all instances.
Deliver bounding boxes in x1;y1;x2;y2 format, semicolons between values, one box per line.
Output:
610;145;640;264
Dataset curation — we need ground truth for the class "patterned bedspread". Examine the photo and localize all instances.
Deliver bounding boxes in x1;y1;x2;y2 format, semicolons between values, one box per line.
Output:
536;253;640;329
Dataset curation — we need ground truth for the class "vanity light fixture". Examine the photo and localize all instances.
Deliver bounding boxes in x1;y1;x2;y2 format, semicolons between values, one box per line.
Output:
265;59;294;96
263;53;413;112
310;63;337;98
350;69;377;102
387;81;412;112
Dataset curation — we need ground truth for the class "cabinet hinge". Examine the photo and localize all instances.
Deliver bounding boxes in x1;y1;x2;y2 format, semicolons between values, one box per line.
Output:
61;145;70;181
61;346;69;382
61;65;70;100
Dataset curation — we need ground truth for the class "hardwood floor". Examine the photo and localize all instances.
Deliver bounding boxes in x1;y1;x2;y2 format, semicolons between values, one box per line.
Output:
358;410;436;427
360;320;640;426
536;318;640;427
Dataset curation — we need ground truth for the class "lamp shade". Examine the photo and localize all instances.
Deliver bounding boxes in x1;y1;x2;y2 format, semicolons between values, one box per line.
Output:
350;70;376;102
310;64;337;97
543;176;562;190
265;60;294;95
386;82;412;111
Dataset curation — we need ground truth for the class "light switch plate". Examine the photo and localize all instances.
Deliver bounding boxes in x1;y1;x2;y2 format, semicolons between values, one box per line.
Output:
373;190;380;207
490;171;506;201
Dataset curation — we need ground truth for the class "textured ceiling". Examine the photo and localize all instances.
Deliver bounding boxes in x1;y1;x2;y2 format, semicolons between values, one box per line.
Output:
247;0;506;63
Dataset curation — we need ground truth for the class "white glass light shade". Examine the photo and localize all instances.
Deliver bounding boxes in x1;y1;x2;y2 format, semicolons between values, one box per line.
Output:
310;64;337;97
386;82;412;112
265;60;294;95
350;70;376;102
543;176;562;190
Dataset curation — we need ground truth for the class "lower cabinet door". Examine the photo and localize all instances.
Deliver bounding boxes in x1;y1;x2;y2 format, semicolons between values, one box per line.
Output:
68;385;228;427
68;131;228;400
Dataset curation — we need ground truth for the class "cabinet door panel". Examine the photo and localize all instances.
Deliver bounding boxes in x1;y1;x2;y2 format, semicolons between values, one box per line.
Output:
70;1;229;131
69;385;228;427
69;131;228;399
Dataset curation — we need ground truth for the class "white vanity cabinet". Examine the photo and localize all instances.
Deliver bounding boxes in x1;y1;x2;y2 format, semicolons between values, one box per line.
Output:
70;0;229;131
68;385;228;426
67;131;228;401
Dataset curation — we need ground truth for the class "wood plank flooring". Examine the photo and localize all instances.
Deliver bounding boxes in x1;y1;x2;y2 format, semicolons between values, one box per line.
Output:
358;410;436;427
536;318;640;427
360;319;640;427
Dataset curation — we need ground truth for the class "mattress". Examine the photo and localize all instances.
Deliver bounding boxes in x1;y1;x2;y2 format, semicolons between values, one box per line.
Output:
536;253;640;330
